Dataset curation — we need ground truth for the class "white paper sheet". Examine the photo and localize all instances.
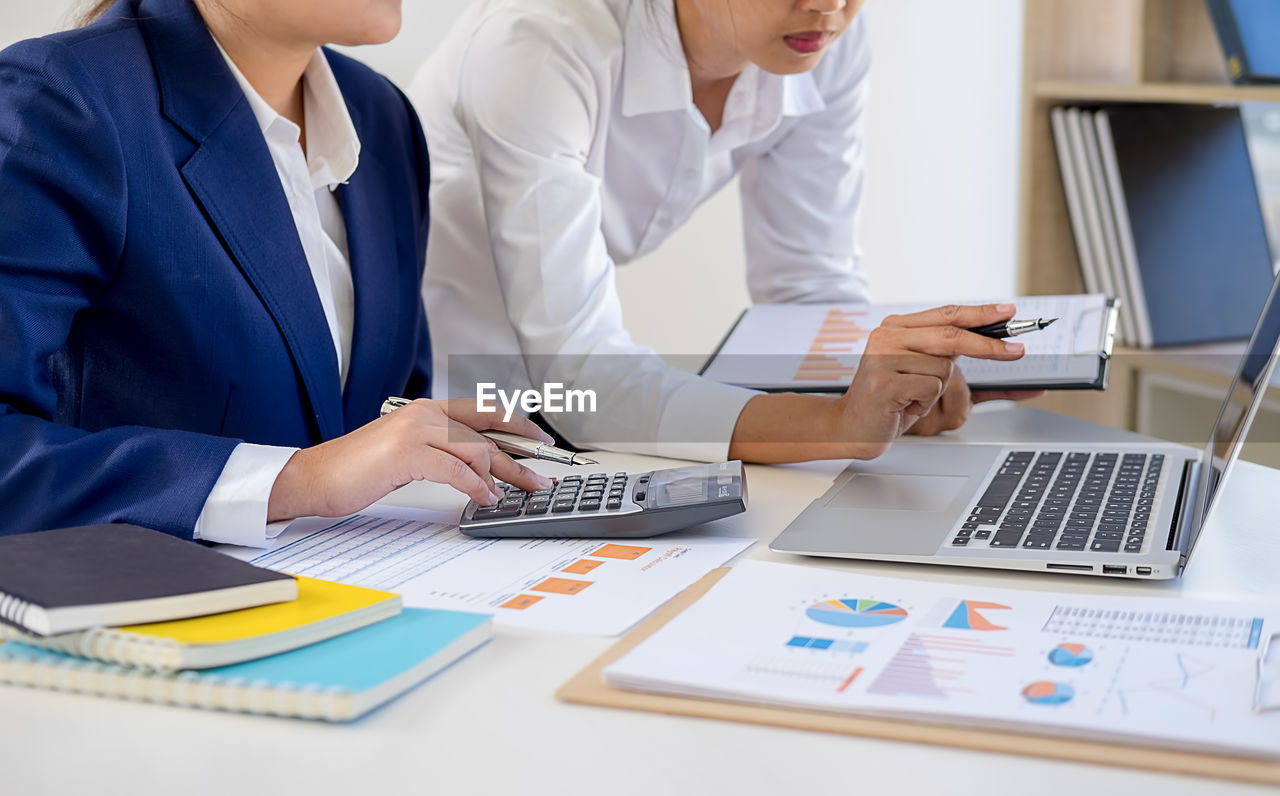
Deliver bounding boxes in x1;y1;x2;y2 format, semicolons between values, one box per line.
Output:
218;507;753;636
703;294;1113;390
605;560;1280;757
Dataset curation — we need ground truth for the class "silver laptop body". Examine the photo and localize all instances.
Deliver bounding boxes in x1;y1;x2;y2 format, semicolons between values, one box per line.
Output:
771;272;1280;580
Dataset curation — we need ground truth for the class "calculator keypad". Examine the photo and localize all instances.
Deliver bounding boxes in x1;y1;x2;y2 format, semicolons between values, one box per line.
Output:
470;471;642;521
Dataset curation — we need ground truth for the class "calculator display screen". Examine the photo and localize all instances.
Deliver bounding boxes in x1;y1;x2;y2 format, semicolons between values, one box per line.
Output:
647;465;713;507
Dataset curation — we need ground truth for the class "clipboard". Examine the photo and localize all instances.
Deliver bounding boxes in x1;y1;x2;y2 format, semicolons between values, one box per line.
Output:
557;567;1280;786
699;297;1119;393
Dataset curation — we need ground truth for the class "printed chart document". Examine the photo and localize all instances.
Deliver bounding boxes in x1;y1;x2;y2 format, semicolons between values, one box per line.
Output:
605;561;1280;758
702;294;1118;392
218;508;753;636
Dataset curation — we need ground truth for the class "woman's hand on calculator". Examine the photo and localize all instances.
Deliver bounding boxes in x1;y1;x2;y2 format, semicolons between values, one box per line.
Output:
267;398;553;523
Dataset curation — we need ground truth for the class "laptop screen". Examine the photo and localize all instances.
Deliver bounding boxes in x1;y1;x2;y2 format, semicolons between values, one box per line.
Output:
1189;269;1280;557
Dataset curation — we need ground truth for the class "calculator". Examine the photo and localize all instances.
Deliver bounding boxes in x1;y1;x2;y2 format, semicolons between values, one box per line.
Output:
459;461;748;538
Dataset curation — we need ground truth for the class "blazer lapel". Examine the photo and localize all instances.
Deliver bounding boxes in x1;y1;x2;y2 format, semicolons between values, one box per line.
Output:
337;153;407;431
137;0;345;440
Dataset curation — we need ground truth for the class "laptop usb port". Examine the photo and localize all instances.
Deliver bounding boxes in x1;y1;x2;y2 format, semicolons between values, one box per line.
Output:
1136;566;1152;576
1103;565;1127;575
1046;563;1093;572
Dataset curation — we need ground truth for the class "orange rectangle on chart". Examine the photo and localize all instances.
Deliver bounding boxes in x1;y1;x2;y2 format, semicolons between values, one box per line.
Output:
798;365;855;372
532;577;593;595
563;559;604;575
813;334;866;344
592;543;651;560
500;594;544;610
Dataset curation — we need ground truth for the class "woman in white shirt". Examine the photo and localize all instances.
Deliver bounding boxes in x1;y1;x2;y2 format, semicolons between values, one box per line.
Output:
412;0;1031;464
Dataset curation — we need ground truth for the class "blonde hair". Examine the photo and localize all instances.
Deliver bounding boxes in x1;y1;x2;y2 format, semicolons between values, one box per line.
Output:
77;0;119;26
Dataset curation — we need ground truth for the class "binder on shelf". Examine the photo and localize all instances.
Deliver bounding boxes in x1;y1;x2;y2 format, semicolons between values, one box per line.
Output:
1079;109;1140;347
1094;110;1155;349
1104;105;1275;346
1051;103;1275;348
1206;0;1280;85
1049;108;1104;298
1062;108;1125;341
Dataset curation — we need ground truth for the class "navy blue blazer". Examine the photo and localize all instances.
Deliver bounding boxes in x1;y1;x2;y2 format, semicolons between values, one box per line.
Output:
0;0;432;537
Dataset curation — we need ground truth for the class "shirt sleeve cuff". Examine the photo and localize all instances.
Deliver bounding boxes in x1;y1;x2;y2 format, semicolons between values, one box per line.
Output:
192;443;300;548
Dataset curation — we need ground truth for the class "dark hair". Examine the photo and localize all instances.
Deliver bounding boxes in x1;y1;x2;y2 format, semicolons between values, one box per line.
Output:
78;0;119;26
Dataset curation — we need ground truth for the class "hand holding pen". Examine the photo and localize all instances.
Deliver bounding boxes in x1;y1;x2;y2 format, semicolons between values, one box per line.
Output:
813;303;1045;457
966;317;1057;339
381;397;597;466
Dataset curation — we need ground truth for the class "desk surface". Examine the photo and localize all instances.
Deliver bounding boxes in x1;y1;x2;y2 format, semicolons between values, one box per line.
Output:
5;407;1277;796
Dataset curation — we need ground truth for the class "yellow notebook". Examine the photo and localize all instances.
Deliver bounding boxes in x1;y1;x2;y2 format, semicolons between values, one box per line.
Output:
0;577;400;671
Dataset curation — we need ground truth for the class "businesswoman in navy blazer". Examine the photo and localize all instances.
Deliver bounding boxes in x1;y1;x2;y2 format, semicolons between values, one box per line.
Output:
0;0;552;543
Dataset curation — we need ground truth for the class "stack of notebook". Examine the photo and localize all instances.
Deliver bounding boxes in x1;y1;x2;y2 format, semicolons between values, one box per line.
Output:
1049;104;1276;348
0;524;491;721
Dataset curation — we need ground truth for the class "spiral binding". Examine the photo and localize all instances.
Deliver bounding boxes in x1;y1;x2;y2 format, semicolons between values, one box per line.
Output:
0;592;34;633
0;625;185;671
0;645;355;720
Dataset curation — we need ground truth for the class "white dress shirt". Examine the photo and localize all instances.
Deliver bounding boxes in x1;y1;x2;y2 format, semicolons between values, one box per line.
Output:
192;45;361;547
411;0;871;462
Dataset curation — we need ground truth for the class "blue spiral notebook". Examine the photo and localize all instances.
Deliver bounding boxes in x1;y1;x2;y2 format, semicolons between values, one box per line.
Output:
0;607;491;721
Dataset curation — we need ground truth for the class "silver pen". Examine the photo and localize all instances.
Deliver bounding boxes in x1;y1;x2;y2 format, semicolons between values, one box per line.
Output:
380;397;599;466
966;317;1058;339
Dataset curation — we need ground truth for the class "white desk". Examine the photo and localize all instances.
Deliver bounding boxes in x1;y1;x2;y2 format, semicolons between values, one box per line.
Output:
4;407;1277;795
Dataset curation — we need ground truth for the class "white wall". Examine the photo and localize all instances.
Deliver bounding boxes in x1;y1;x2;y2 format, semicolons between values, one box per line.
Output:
0;0;1023;358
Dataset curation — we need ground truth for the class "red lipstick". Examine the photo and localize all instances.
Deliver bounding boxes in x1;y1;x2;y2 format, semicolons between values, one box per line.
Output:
783;31;833;54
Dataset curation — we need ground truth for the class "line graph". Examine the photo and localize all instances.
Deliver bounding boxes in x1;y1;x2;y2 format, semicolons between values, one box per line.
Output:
1103;649;1220;722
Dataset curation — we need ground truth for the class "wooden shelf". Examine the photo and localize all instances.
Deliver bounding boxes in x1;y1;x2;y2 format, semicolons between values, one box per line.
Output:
1017;0;1280;439
1035;80;1280;106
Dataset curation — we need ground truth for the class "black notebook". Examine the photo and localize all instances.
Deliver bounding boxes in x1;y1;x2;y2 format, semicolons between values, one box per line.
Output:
0;525;296;636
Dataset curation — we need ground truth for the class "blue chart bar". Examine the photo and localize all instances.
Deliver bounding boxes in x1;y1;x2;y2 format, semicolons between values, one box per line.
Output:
786;635;869;653
1250;618;1264;649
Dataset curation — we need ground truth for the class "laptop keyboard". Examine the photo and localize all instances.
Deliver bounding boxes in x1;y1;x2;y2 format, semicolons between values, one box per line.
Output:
951;451;1164;554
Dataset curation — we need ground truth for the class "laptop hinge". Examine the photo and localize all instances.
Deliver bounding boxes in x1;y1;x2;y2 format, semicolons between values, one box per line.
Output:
1165;457;1197;558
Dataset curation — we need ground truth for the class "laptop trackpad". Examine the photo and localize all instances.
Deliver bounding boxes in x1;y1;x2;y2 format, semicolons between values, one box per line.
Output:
831;473;969;512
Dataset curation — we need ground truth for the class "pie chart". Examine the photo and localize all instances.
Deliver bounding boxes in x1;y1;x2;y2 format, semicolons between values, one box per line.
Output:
1048;643;1094;667
1021;680;1075;706
806;599;908;628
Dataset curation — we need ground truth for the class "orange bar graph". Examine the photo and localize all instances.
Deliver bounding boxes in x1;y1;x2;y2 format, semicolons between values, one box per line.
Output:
592;543;651;560
563;559;604;575
531;577;593;595
500;594;544;610
793;308;870;383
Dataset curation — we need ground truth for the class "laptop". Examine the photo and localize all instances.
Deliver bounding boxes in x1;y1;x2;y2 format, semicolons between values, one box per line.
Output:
770;270;1280;580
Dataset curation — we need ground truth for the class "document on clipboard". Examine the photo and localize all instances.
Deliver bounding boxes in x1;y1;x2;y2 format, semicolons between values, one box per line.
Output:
700;295;1119;392
601;560;1280;760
